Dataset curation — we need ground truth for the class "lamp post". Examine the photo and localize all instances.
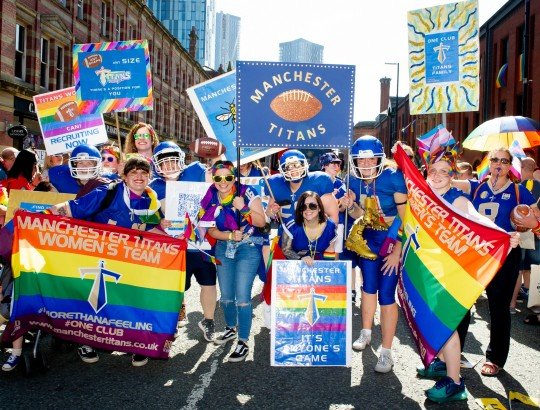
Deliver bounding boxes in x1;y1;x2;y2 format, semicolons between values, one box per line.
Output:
385;62;399;145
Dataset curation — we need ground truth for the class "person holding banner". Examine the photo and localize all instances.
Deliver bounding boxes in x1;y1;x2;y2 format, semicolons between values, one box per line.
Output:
281;191;337;265
124;122;159;162
419;145;520;402
45;156;164;367
150;141;218;340
453;148;535;377
340;135;407;373
200;160;266;362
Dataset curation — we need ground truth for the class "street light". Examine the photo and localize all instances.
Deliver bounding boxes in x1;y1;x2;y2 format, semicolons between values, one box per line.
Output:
385;62;400;145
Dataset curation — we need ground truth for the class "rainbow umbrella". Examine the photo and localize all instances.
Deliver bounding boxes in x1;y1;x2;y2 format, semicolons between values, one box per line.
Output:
463;116;540;151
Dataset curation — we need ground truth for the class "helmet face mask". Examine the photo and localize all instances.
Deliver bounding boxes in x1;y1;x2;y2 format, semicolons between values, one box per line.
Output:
278;150;308;182
68;145;102;180
349;136;386;180
153;141;185;179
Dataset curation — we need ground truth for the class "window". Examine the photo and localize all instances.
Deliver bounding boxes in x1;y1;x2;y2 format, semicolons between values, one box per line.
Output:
174;109;179;139
501;37;508;65
40;38;49;88
15;24;26;80
77;0;84;20
114;14;123;41
164;54;169;80
128;24;134;40
100;2;108;37
156;48;162;76
56;46;64;89
175;64;180;85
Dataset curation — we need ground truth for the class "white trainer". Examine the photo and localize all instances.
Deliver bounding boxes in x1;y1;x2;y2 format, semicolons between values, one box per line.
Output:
374;351;394;373
352;330;371;351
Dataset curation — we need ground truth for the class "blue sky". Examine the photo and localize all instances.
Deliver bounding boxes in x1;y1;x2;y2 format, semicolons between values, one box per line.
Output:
215;0;509;123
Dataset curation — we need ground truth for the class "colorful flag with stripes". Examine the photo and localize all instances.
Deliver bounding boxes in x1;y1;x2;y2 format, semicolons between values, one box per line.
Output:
495;63;508;88
2;211;186;359
417;125;456;168
476;155;490;181
394;146;511;367
509;139;527;181
271;260;352;367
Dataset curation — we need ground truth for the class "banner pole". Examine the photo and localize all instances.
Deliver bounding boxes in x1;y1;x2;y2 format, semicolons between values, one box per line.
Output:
114;112;123;156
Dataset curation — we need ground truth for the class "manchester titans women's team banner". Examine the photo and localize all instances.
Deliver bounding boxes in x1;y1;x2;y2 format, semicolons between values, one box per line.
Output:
236;61;355;149
394;147;511;367
2;211;186;359
271;260;351;367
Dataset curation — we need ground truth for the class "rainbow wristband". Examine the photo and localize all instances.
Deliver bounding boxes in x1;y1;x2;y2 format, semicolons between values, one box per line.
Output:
323;251;336;260
240;205;253;224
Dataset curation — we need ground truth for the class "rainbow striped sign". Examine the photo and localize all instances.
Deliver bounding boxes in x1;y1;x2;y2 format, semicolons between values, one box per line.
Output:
73;40;153;114
33;87;108;154
271;260;351;367
3;211;186;359
394;146;511;367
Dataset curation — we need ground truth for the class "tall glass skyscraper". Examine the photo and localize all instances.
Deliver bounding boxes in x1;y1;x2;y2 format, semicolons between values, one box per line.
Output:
279;38;324;63
214;12;240;70
147;0;215;67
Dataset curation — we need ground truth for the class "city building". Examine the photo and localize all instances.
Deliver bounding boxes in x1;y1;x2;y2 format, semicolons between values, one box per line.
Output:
360;0;539;164
214;11;240;71
0;0;210;161
146;0;215;68
279;38;323;64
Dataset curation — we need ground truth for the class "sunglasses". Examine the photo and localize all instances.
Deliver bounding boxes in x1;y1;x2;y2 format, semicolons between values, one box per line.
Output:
302;202;318;211
102;156;117;163
134;133;151;140
489;157;511;165
212;175;235;183
427;169;452;177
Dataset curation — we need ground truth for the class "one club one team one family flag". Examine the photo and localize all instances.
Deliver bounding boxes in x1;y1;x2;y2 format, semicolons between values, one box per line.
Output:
3;211;186;359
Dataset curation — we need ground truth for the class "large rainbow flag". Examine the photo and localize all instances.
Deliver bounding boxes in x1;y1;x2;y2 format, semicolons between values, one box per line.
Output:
271;260;351;367
394;147;511;367
3;211;186;359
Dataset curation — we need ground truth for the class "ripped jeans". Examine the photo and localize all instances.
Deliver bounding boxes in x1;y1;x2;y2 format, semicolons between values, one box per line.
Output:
215;240;262;341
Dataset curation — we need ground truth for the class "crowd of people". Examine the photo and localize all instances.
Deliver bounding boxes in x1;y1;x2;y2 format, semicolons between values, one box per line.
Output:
0;123;539;404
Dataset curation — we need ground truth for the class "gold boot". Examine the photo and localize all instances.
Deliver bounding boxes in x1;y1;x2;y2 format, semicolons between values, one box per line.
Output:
345;218;378;260
364;197;388;231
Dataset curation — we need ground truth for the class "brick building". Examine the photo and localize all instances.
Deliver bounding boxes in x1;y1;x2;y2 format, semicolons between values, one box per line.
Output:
0;0;210;160
359;0;539;163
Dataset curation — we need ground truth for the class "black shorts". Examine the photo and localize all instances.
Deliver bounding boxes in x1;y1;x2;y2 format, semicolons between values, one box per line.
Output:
185;251;217;290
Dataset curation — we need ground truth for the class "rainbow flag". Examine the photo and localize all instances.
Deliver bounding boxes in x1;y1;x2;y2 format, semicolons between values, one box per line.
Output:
2;211;186;359
271;260;351;366
496;63;508;88
395;146;512;367
476;155;490;181
417;125;455;167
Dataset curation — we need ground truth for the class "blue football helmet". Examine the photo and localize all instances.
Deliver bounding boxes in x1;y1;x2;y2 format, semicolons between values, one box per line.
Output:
68;144;102;180
349;136;386;179
153;141;185;179
278;150;309;182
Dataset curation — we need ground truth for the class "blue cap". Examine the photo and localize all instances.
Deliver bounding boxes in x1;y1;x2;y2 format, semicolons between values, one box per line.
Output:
319;152;341;168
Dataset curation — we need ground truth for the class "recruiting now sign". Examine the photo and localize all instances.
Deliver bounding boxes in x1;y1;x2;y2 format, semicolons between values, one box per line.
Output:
271;260;351;367
73;40;153;114
236;61;355;149
33;87;108;154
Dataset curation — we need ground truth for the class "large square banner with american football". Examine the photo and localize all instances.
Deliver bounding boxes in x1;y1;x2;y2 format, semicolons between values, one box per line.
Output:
33;87;108;155
2;211;186;359
73;40;153;114
271;260;352;367
236;61;355;149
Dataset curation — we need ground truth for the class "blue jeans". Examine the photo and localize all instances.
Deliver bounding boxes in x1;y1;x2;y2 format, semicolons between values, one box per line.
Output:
215;240;262;341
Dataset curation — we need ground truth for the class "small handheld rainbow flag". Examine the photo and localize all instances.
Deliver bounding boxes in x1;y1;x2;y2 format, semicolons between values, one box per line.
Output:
476;155;490;181
495;63;508;88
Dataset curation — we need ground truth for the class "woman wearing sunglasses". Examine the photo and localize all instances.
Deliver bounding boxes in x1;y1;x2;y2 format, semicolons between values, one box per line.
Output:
281;191;337;266
453;147;534;377
199;161;266;362
124;122;159;161
100;145;121;177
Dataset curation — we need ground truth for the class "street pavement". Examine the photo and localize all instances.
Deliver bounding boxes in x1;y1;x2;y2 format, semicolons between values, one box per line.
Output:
1;280;538;409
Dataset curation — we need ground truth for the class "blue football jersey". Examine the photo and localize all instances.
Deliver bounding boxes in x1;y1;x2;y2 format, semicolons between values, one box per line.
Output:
267;171;334;228
48;165;82;194
68;182;159;231
345;167;407;232
470;180;536;231
150;161;207;201
289;219;337;258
